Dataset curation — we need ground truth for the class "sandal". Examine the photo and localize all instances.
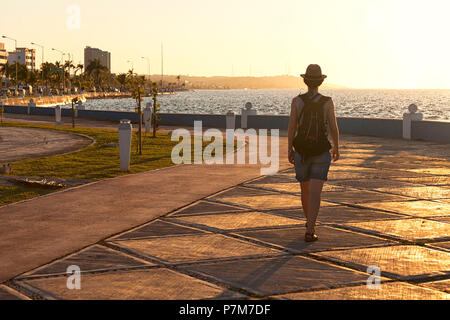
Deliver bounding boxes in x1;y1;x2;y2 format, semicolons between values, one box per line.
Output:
305;232;319;242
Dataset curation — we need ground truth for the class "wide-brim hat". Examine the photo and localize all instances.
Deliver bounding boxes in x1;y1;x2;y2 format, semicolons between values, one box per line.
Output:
301;64;327;80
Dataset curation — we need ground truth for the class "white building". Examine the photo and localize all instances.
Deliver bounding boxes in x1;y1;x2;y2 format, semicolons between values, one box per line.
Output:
7;48;36;70
0;43;8;66
84;46;111;72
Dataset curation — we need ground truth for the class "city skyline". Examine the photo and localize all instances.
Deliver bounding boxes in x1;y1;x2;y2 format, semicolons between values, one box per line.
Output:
1;0;449;89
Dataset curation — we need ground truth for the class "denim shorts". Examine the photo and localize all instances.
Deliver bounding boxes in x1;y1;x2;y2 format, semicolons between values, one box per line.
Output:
294;151;332;182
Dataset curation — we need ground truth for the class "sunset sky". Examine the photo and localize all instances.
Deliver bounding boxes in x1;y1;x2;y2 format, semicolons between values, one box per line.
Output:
1;0;449;89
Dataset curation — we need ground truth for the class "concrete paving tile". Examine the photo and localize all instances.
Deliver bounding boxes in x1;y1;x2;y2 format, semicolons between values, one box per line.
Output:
344;218;450;241
275;282;450;300
110;234;281;264
328;171;371;180
244;182;300;194
0;285;30;300
367;161;424;171
427;241;450;252
235;226;391;253
338;149;377;154
110;220;206;240
333;159;368;165
213;193;338;210
20;245;154;278
263;208;306;221
340;153;381;159
279;168;295;175
181;256;370;296
171;211;302;231
391;176;450;186
328;179;423;190
322;190;412;204
170;200;246;216
354;170;433;179
210;186;276;200
323;184;356;193
246;175;297;185
406;168;450;176
317;205;406;223
245;182;348;194
420;279;450;294
18;268;245;300
356;200;450;218
313;245;450;280
376;186;450;200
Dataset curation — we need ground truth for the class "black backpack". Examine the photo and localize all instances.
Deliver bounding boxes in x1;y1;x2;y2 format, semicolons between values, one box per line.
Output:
293;93;332;157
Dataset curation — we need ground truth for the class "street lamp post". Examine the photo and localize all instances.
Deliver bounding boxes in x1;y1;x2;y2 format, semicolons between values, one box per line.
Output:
67;53;73;93
141;56;150;89
127;60;134;72
2;35;18;94
52;48;66;94
31;42;44;91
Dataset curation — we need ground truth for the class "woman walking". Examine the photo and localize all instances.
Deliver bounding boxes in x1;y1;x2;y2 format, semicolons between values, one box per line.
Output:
288;64;340;242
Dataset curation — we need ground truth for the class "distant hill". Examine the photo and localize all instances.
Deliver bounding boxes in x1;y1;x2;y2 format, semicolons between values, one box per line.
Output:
145;74;348;90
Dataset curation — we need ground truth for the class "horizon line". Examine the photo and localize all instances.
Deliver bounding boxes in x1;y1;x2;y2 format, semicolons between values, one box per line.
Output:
131;73;450;90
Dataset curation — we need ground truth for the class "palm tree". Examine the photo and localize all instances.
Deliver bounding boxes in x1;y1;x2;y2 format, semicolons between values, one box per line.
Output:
27;70;40;89
0;64;7;88
54;61;64;90
85;59;108;90
116;73;128;92
73;64;84;92
176;75;181;90
64;59;75;92
40;62;57;90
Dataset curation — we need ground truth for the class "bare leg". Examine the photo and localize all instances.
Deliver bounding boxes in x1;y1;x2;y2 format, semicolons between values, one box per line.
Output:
300;181;310;219
306;179;325;234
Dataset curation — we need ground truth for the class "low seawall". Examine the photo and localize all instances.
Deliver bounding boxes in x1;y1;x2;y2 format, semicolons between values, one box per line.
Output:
2;105;449;144
0;92;132;107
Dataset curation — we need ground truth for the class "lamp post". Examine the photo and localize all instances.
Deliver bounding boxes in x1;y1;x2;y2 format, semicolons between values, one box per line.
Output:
67;53;73;93
127;60;134;72
52;48;66;93
2;35;18;94
30;42;44;90
161;42;164;90
141;56;150;89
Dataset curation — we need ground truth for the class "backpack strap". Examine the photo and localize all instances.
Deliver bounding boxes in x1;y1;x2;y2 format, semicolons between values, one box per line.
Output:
297;93;331;136
297;93;321;126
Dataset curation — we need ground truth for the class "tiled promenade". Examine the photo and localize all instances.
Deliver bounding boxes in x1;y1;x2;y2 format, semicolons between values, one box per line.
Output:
0;121;449;299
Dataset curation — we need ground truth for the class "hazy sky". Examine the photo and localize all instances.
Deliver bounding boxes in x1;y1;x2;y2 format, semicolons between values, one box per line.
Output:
1;0;449;88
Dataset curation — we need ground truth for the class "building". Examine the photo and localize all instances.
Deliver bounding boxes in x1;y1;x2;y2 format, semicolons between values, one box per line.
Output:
7;48;36;70
0;43;8;66
84;46;111;72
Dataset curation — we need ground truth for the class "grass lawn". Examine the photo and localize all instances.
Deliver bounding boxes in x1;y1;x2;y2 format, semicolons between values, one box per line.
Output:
1;121;229;206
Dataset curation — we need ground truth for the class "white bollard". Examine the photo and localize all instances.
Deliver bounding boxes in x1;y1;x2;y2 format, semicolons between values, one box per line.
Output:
403;104;423;139
55;105;63;125
226;110;236;131
75;100;85;118
119;119;133;172
28;98;36;115
144;103;152;133
77;100;85;110
241;102;257;129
